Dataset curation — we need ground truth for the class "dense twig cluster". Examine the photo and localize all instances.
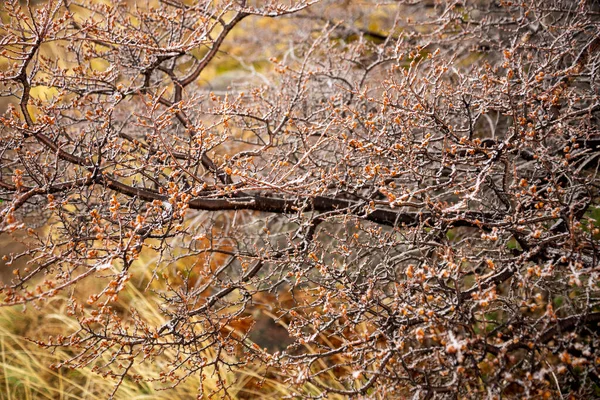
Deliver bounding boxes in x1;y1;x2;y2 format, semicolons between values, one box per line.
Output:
1;0;600;398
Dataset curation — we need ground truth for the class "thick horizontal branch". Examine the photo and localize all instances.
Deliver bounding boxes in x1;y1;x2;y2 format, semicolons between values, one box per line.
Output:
1;170;515;229
105;176;502;228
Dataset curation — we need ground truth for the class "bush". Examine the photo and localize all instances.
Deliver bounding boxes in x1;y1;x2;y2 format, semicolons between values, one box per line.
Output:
1;0;600;397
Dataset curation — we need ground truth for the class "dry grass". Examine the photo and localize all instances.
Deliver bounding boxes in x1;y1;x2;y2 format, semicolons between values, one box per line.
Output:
0;270;345;399
0;289;213;399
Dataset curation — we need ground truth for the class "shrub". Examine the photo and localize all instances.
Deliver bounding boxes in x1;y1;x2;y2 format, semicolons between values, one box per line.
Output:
1;0;599;397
